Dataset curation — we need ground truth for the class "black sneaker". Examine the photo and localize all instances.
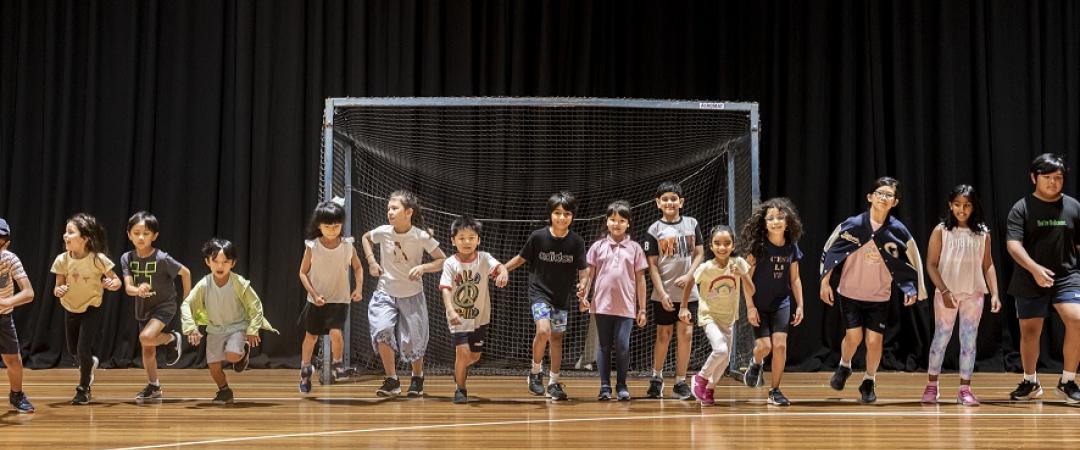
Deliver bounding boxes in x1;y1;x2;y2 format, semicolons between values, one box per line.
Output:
830;365;852;391
528;372;545;396
407;376;425;397
376;377;401;397
1056;379;1080;404
1010;379;1044;401
135;383;162;402
71;385;91;405
646;376;664;399
299;365;313;393
163;331;183;366
616;384;631;401
858;379;877;404
767;388;790;406
212;387;234;405
453;387;468;404
332;363;352;383
9;391;34;413
233;342;250;373
673;381;693;400
598;385;612;401
744;363;763;388
547;382;568;401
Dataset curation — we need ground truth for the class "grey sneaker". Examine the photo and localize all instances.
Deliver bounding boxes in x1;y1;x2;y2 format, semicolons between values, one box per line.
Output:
528;372;545;396
407;376;425;397
744;363;763;388
645;376;664;399
212;387;234;405
672;381;693;400
135;383;162;402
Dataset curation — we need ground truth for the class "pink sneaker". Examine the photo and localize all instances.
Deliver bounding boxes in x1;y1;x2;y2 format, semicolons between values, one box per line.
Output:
957;386;980;406
692;374;709;403
702;387;715;406
921;384;939;404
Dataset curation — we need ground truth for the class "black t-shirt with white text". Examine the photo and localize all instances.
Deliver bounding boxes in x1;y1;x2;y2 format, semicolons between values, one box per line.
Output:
518;228;588;310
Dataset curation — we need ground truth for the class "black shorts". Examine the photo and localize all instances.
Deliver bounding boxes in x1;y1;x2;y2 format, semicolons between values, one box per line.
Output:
654;301;698;326
840;296;889;334
137;300;177;327
303;302;349;335
451;325;488;353
751;305;791;339
0;314;19;355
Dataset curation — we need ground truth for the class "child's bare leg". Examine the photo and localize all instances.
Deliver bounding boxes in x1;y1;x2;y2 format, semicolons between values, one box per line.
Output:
549;332;564;375
533;319;552;367
770;333;788;388
301;333;318;366
652;324;673;374
2;354;23;392
377;342;397;376
329;329;345;362
675;321;692;380
208;362;228;388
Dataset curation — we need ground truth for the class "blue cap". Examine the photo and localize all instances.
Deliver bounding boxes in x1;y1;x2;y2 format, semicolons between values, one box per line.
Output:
0;218;8;237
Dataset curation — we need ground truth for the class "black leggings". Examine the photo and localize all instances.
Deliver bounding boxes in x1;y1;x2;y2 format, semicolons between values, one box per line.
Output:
65;306;101;387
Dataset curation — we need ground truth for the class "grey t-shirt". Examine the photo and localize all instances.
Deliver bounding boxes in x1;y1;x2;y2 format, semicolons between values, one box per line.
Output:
205;277;247;334
121;249;183;320
643;217;704;302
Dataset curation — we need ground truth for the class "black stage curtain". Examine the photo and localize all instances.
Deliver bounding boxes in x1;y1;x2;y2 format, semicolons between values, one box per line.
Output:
1;1;1078;373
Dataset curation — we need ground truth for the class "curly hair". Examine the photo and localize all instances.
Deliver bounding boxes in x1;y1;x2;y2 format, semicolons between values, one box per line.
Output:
738;197;803;261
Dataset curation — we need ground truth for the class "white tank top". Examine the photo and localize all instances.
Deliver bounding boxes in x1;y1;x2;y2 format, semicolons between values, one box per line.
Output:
938;225;989;296
306;237;355;303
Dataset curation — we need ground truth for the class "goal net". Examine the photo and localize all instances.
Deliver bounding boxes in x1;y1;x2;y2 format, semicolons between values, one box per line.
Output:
317;97;759;384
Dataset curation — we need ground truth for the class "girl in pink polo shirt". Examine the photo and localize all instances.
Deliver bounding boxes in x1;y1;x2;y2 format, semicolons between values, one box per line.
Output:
580;200;648;401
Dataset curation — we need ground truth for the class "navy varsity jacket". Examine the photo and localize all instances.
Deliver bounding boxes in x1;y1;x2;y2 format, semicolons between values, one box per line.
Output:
819;212;928;300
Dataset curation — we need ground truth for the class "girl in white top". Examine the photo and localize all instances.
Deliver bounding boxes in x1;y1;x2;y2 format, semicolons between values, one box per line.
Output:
50;213;122;405
298;199;364;393
923;185;1000;406
361;190;447;398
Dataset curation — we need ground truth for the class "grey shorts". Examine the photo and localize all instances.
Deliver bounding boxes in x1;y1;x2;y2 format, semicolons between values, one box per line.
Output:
368;289;428;363
206;330;246;363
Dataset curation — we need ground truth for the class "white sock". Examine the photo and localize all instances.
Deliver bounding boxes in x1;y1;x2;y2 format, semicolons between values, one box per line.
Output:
149;380;160;387
1062;371;1076;383
840;360;851;369
863;373;876;382
389;374;398;380
675;374;686;384
531;361;543;374
652;369;663;379
549;372;560;385
412;372;423;378
1024;373;1037;383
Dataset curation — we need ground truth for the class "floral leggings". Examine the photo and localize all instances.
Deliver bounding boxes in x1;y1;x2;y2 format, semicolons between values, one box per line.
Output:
927;291;984;380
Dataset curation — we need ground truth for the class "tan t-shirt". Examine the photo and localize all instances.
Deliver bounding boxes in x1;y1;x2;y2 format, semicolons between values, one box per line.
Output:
51;252;115;313
695;257;750;327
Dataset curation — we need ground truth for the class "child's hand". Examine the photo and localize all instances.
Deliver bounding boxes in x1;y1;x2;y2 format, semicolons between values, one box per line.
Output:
368;262;382;278
447;311;463;326
746;308;761;327
677;306;692;324
731;264;745;277
103;278;122;291
246;334;261;348
942;291;956;308
351;289;363;302
660;294;675;312
188;330;203;347
137;283;153;298
674;274;693;288
579;298;591;313
313;294;326;306
495;271;509;288
408;266;424;281
819;283;834;306
792;306;804;326
54;285;69;298
636;311;647;327
1030;264;1055;288
904;293;917;306
990;294;1001;313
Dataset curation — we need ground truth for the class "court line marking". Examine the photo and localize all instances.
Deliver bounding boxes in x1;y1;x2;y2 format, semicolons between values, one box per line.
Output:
109;410;1080;449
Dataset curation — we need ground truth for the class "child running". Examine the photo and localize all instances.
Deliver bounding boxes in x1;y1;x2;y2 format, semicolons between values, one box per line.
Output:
51;213;123;405
121;211;192;402
362;190;447;398
580;200;648;401
686;225;754;406
181;238;278;404
505;191;589;401
298;200;364;393
740;198;804;406
439;216;509;404
820;177;927;403
0;218;36;413
923;185;1001;406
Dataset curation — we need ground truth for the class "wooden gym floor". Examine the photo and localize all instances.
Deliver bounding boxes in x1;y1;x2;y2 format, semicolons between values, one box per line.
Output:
0;370;1078;449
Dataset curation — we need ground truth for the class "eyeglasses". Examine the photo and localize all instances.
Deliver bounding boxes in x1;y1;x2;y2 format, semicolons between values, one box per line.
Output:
873;190;896;200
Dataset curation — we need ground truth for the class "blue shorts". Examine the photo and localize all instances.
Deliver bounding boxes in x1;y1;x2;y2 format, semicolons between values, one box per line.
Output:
531;302;568;333
1016;290;1080;319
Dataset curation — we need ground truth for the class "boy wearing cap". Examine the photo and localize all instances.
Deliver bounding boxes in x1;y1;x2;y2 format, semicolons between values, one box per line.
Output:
0;218;36;413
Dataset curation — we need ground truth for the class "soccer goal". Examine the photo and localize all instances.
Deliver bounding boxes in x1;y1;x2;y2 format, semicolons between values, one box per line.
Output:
317;97;759;385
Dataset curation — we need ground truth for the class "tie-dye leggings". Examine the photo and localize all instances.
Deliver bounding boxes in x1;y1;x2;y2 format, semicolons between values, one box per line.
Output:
927;291;984;380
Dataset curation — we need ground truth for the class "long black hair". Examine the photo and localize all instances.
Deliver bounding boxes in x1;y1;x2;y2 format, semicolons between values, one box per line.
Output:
306;201;346;240
941;184;988;233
